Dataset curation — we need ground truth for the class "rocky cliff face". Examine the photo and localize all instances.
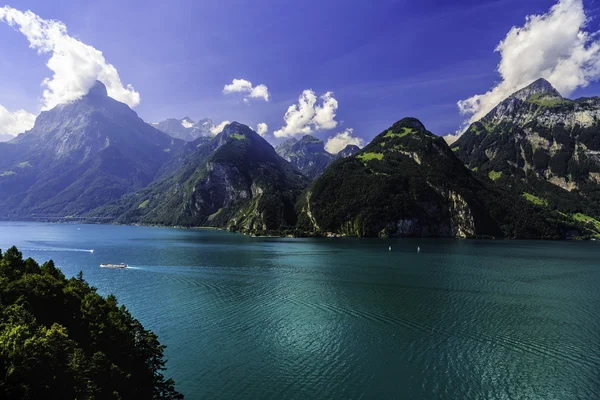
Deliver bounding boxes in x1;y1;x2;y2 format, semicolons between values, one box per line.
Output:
336;144;361;159
0;81;184;219
96;122;309;234
453;78;600;193
297;117;564;238
275;135;334;179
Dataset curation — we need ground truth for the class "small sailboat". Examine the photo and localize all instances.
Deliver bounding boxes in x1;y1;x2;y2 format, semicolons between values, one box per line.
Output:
417;246;420;253
389;246;391;251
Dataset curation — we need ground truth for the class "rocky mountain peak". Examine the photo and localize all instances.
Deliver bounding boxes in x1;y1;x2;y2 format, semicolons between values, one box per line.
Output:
391;117;427;133
298;135;322;144
337;144;360;158
217;122;255;142
510;78;562;101
87;80;108;98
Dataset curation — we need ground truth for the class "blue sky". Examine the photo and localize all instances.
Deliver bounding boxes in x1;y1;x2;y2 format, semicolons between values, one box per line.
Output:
1;0;600;148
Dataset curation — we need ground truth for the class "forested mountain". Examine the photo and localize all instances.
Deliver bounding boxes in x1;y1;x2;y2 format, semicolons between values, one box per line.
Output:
0;81;185;220
297;118;576;238
92;122;309;234
0;79;599;238
0;247;182;399
275;135;333;179
452;78;600;233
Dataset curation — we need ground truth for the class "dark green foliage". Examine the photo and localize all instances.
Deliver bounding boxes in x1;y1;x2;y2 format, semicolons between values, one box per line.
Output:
91;123;309;235
299;118;566;239
0;247;182;399
549;152;570;175
533;148;550;170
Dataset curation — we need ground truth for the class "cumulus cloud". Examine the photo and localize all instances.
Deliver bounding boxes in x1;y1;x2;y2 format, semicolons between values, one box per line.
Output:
210;120;230;135
457;0;600;133
0;105;36;136
324;128;364;154
223;79;270;102
256;122;268;136
274;90;338;138
0;6;140;112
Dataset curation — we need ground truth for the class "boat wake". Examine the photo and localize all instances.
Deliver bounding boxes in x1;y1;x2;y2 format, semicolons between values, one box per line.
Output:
25;247;95;253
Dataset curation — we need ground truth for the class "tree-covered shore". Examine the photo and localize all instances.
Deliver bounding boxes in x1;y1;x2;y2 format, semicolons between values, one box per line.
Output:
0;246;183;399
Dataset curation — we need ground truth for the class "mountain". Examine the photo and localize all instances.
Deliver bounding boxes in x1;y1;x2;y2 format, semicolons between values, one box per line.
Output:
336;144;361;158
297;117;573;238
0;81;185;219
0;133;14;143
275;135;333;179
93;122;309;234
153;117;214;141
151;117;196;141
452;78;600;227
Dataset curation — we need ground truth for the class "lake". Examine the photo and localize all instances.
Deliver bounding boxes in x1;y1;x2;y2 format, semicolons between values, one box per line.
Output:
0;221;598;399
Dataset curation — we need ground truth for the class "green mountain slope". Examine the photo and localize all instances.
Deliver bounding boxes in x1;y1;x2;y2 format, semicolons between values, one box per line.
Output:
298;118;573;238
452;78;600;223
93;122;309;234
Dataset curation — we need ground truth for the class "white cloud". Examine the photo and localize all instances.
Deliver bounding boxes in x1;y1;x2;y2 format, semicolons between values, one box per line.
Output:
256;122;268;136
181;118;194;128
274;90;339;138
210;120;230;135
443;133;461;145
0;6;140;111
223;79;270;102
0;105;36;136
324;128;364;154
457;0;600;133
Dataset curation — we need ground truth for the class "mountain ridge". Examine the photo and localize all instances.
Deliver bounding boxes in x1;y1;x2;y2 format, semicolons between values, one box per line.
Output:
0;80;185;219
297;117;570;239
452;77;600;234
90;122;310;234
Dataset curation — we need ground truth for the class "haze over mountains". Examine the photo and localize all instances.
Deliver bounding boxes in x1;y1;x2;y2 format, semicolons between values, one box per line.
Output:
151;117;216;142
1;78;600;238
0;81;184;219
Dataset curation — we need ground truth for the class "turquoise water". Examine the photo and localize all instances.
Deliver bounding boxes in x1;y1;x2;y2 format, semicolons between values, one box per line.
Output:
0;222;599;399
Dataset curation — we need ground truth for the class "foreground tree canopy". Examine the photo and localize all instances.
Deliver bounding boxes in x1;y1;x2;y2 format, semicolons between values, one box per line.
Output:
0;246;183;399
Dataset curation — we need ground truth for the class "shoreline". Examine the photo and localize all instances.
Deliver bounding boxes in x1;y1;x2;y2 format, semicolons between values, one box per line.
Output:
0;218;596;241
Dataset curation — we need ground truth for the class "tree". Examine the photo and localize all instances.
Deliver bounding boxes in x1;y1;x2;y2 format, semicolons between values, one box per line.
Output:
0;247;183;399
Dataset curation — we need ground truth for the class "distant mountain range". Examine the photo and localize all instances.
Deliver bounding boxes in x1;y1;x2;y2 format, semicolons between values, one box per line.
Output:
1;78;599;238
151;117;215;141
275;135;360;179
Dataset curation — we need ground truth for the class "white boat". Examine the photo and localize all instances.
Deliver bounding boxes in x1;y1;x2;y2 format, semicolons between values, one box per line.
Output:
100;263;128;269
